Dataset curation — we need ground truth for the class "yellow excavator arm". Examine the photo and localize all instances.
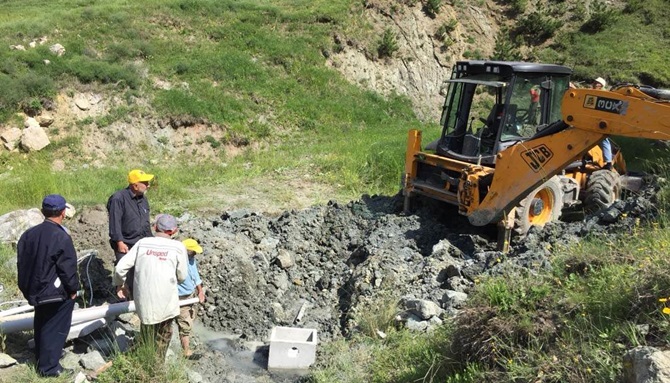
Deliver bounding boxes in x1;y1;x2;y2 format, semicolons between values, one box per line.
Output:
468;86;670;226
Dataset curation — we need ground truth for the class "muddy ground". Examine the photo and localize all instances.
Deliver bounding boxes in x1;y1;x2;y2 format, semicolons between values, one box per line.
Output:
1;179;662;383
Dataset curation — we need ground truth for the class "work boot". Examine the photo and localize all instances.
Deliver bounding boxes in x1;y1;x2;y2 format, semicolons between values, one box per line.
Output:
603;162;612;170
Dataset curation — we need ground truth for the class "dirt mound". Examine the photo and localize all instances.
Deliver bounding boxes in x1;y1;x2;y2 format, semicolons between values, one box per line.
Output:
0;176;654;382
64;177;661;346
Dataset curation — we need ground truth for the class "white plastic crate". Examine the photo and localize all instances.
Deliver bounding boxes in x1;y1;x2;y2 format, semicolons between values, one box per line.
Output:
267;326;318;370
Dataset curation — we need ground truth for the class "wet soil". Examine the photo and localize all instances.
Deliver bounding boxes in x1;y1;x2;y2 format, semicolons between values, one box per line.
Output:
1;178;661;382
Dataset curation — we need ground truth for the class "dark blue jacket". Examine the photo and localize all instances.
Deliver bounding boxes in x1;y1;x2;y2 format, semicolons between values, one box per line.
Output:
17;220;80;306
107;187;152;247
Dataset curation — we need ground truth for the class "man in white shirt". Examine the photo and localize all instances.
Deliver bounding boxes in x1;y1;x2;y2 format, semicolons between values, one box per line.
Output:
113;214;188;358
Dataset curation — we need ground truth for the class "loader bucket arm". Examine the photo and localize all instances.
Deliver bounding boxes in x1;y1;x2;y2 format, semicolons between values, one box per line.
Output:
468;87;670;226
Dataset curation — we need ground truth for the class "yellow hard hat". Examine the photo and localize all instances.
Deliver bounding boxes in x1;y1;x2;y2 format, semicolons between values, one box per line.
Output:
182;238;203;254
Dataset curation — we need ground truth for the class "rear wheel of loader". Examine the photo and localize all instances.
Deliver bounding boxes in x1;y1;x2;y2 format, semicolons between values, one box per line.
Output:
583;169;621;213
514;176;563;236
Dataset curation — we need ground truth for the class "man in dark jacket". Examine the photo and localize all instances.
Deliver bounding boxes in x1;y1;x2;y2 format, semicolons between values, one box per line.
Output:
17;194;80;377
107;169;154;263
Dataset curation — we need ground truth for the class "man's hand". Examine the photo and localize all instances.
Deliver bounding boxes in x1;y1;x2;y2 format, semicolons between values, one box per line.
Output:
116;285;128;300
117;241;128;254
197;289;205;304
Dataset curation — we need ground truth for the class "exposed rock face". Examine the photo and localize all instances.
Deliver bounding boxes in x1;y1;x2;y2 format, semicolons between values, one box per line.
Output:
327;1;501;121
624;346;670;383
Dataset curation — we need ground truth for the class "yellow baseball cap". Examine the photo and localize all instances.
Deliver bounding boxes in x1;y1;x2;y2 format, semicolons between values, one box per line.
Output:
182;238;203;254
128;169;154;184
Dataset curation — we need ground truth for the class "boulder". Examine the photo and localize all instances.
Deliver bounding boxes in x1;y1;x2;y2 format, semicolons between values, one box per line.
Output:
623;346;670;383
37;113;54;127
1;127;22;151
0;353;17;368
0;208;44;244
49;43;65;56
20;125;50;152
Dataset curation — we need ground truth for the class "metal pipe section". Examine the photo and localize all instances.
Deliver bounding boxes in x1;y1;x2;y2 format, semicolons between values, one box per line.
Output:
0;304;33;318
0;297;199;334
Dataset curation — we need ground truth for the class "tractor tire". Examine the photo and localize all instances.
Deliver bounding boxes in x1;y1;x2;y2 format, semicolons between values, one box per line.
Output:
514;176;564;236
583;169;621;213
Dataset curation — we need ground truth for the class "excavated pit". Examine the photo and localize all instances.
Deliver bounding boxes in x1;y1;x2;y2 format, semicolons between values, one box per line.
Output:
65;177;663;345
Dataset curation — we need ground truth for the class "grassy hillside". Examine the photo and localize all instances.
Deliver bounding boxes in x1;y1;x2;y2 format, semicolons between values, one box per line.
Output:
493;0;670;87
2;1;670;382
0;0;428;214
1;0;670;215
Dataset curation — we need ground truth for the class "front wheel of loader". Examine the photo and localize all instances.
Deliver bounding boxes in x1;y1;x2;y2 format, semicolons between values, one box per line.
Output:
514;176;564;236
583;169;621;213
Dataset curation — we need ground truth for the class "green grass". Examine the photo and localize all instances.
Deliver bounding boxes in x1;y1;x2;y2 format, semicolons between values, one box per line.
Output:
535;0;670;86
96;329;188;383
0;0;430;215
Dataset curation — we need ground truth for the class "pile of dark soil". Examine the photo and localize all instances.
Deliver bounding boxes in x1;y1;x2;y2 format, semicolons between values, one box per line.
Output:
44;177;659;382
64;179;662;343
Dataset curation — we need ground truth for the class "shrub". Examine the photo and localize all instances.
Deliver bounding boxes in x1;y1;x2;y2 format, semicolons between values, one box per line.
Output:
21;97;43;116
205;135;221;148
509;0;527;15
580;1;619;33
515;11;562;44
377;28;399;59
492;30;522;61
623;0;643;14
435;19;458;41
424;0;442;17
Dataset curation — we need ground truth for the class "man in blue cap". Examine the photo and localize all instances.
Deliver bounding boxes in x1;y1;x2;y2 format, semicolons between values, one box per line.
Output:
17;194;80;377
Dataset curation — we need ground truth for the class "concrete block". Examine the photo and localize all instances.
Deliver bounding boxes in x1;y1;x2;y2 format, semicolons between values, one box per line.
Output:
267;326;317;371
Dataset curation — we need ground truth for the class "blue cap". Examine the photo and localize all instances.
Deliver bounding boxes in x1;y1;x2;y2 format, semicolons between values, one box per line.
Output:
155;214;178;231
42;194;67;211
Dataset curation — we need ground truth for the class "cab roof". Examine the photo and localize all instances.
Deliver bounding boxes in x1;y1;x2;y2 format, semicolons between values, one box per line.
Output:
454;60;573;76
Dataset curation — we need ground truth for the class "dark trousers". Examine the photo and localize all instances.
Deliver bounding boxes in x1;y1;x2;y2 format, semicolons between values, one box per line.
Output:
34;299;75;376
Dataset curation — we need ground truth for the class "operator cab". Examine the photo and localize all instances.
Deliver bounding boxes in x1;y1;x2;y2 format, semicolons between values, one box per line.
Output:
433;61;572;166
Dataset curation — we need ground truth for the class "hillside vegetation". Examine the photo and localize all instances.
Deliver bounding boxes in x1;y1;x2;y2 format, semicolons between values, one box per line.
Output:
0;0;424;214
2;0;670;382
0;0;669;214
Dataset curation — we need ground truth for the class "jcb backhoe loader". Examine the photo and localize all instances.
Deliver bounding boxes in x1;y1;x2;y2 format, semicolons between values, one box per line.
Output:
402;60;670;250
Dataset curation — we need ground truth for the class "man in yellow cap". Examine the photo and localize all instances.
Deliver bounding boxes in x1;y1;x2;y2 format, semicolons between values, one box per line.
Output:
106;169;155;264
176;238;206;358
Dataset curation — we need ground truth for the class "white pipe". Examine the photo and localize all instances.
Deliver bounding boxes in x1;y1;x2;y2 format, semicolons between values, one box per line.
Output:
0;297;199;334
0;304;33;318
67;318;107;341
294;302;308;323
28;318;107;348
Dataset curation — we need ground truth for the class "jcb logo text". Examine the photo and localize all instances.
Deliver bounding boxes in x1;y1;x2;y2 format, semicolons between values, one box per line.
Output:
521;145;554;172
